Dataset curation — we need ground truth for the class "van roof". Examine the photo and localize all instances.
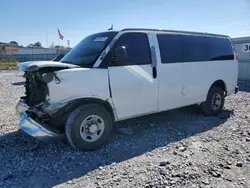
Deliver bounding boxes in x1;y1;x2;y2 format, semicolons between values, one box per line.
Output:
119;28;229;38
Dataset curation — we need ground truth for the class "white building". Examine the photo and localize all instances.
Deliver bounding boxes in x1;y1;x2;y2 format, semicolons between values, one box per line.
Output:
232;36;250;80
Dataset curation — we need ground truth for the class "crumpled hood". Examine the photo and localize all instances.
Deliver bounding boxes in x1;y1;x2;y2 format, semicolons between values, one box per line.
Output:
17;61;80;72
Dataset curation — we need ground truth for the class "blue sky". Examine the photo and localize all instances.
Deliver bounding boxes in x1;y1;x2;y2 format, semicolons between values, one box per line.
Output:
1;0;250;47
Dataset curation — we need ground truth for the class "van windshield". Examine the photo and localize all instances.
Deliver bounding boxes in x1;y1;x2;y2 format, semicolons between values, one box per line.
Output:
60;31;118;67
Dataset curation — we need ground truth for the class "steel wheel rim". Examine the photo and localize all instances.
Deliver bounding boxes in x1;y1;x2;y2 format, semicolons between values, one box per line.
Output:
211;93;222;111
80;115;105;142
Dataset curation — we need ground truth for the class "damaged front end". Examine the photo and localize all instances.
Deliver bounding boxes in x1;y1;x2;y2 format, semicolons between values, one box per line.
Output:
16;61;80;141
22;70;50;107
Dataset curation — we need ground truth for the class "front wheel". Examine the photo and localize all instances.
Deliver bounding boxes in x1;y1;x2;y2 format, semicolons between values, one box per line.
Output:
65;104;113;151
201;86;225;116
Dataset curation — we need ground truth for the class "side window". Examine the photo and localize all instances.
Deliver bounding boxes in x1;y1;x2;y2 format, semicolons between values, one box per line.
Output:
101;32;151;67
209;38;234;61
157;33;234;64
157;34;183;63
180;35;211;62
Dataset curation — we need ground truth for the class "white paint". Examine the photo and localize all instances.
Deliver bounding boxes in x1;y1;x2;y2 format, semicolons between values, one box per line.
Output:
242;43;250;52
47;68;111;104
107;32;159;120
149;32;238;112
108;65;158;119
157;60;237;111
17;61;79;72
181;87;187;95
18;29;238;122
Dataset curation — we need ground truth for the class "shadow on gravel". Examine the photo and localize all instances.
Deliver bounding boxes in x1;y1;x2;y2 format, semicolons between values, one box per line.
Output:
0;106;233;187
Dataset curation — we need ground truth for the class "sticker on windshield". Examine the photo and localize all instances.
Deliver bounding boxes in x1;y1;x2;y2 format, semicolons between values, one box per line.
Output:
94;37;108;42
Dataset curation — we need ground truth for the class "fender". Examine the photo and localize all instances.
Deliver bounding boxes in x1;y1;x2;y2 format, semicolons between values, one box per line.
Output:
206;80;227;99
42;96;118;121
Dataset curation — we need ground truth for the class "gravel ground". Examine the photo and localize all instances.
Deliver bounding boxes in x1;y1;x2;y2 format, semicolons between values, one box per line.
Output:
0;72;250;188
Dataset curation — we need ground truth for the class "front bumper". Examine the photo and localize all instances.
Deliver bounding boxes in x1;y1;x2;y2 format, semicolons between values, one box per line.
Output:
16;99;29;115
16;100;63;142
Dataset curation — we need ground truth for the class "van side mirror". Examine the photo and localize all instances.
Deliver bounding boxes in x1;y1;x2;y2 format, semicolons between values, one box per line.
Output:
113;46;127;64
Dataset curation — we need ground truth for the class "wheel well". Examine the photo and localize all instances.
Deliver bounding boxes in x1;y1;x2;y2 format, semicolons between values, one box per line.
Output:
63;98;115;121
211;80;227;95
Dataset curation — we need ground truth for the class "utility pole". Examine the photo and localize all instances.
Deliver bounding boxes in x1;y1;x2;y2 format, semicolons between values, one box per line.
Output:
46;29;48;48
67;40;70;48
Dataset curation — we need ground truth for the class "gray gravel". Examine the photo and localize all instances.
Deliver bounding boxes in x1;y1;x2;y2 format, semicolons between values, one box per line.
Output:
0;72;250;188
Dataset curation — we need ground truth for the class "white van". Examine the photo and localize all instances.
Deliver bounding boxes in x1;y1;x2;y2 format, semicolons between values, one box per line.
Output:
16;28;239;151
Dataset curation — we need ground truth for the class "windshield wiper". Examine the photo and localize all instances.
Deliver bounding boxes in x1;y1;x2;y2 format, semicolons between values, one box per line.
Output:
60;60;75;64
60;60;94;68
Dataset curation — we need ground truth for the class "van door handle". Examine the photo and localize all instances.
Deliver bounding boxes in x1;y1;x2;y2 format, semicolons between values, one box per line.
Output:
152;67;157;79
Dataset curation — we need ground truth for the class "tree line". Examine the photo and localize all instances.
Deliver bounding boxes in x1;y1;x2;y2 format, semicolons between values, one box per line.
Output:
0;41;69;54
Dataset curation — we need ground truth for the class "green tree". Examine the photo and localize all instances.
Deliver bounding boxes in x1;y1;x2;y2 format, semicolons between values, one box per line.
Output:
33;41;42;47
54;45;65;49
9;41;18;45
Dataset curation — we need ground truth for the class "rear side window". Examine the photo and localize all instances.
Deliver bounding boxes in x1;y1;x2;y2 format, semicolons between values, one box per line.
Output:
180;35;212;62
209;37;234;61
156;34;183;63
157;33;234;64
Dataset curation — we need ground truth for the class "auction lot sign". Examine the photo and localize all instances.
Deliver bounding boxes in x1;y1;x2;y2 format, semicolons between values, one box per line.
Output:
242;43;250;52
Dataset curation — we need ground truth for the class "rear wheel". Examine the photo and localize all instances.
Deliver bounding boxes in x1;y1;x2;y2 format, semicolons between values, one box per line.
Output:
201;86;225;116
65;104;113;151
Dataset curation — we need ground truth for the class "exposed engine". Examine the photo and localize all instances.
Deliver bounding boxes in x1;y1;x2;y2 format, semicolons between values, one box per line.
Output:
21;71;48;107
21;67;67;107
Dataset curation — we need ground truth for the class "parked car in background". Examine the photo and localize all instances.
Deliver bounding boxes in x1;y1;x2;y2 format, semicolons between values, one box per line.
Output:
15;28;238;151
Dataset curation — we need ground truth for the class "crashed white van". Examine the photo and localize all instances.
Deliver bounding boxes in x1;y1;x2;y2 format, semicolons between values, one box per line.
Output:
16;28;239;151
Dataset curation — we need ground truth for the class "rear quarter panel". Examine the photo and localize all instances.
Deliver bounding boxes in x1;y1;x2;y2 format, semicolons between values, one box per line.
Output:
222;59;238;96
157;59;238;111
199;59;238;97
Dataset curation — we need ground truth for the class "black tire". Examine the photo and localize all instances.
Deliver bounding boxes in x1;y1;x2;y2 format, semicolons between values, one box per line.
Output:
65;104;113;151
201;86;225;116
